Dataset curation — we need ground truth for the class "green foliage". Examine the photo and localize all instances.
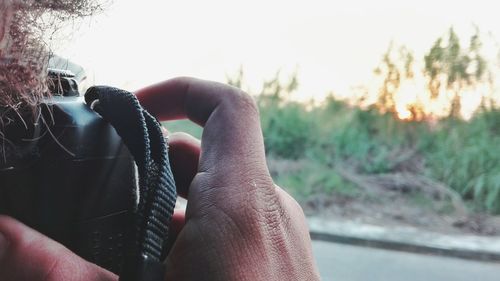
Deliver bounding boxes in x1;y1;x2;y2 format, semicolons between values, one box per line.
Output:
421;111;500;213
423;27;491;117
374;42;415;116
261;102;317;159
424;27;488;86
255;72;500;213
268;91;500;213
257;71;318;159
409;191;434;209
314;98;418;174
372;27;493;119
164;74;500;213
273;160;358;200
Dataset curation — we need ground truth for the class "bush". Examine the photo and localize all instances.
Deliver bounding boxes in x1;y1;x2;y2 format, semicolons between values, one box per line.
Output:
164;73;500;214
260;101;317;159
422;111;500;213
260;93;500;214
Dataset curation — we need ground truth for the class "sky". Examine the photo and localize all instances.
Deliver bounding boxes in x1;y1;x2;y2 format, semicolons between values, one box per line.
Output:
53;0;500;103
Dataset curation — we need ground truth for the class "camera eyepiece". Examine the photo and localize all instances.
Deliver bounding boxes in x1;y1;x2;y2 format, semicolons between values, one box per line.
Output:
48;68;80;97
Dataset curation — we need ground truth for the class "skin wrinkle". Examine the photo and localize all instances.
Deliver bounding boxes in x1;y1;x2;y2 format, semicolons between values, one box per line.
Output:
185;222;220;278
169;218;225;279
279;199;314;279
249;213;284;278
41;254;64;281
257;195;295;277
234;179;293;279
220;215;268;281
1;215;78;281
186;169;282;280
207;206;248;261
247;183;309;280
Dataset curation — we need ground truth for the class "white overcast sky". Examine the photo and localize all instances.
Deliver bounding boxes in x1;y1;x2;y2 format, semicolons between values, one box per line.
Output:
54;0;500;101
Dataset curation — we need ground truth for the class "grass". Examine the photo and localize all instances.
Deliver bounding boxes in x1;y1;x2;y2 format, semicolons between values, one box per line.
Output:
265;97;500;214
271;159;359;200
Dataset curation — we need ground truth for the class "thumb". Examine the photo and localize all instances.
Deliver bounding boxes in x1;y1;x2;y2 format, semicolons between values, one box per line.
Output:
0;215;117;281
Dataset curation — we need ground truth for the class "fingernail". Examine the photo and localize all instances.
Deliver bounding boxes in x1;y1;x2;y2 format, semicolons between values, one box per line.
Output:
0;231;7;260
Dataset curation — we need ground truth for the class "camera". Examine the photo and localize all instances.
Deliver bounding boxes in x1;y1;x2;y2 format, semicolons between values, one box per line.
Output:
0;69;136;274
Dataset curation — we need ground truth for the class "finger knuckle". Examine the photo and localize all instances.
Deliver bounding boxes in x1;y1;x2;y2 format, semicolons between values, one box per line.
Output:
223;88;259;116
41;255;65;281
277;187;305;218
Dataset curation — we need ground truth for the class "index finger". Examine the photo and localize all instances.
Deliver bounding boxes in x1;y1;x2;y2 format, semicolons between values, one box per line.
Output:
135;77;271;183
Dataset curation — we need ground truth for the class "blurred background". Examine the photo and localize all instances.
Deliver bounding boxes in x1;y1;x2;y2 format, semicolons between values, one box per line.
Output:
53;0;500;279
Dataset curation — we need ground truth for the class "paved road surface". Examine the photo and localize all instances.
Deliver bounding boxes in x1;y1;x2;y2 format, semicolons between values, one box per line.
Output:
312;241;500;281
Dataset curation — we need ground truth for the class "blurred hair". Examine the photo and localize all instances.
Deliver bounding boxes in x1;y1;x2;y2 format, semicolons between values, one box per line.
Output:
0;0;101;112
0;0;102;160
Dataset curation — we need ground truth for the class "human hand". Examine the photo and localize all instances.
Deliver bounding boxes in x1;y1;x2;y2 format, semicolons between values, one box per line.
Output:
0;215;118;281
137;77;320;280
0;77;320;281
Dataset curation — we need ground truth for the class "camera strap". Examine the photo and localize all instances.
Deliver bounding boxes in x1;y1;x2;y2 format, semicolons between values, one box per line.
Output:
85;86;177;281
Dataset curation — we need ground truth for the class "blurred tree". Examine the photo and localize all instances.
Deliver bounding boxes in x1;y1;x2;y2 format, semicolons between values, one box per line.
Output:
373;27;493;120
424;27;490;118
374;42;415;118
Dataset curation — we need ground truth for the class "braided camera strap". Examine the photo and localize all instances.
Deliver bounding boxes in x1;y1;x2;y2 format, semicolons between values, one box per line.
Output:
85;86;177;281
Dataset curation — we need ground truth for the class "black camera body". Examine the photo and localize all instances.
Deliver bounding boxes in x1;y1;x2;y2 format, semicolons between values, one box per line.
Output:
0;69;135;274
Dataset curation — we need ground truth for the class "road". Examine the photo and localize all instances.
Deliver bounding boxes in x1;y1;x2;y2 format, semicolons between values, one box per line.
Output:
312;241;500;281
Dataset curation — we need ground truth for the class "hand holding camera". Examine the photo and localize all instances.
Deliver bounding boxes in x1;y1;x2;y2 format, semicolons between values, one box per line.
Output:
0;77;320;281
